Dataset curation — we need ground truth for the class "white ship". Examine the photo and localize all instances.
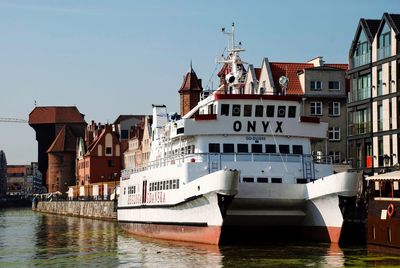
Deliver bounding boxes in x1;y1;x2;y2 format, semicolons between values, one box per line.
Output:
118;24;361;244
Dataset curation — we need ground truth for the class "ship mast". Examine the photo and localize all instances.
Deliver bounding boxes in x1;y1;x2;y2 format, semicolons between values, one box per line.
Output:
218;23;247;94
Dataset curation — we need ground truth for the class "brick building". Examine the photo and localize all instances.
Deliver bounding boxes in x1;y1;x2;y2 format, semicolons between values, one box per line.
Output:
179;65;203;116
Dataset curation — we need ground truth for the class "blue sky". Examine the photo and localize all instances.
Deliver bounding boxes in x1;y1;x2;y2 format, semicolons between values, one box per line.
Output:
0;0;399;164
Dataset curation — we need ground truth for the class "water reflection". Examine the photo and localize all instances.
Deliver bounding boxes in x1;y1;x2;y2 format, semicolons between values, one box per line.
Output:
2;209;400;267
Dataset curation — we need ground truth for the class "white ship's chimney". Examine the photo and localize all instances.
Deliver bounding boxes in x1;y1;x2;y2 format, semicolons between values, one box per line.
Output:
152;104;168;141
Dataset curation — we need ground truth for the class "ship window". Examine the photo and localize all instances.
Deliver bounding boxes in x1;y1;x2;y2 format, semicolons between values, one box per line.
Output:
279;145;290;154
271;178;282;183
288;106;296;118
244;105;252;117
209;143;220;153
232;104;241;116
297;178;308;184
159;182;163;191
172;180;177;189
257;177;268;183
166;181;169;190
251;144;262;153
265;144;276;153
255;105;264;117
277;106;286;117
177;179;180;188
293;145;303;155
124;187;126;195
266;105;275;117
223;143;234;153
177;127;184;134
208;104;213;114
243;177;254;183
221;104;229;116
388;227;392;242
237;144;248;153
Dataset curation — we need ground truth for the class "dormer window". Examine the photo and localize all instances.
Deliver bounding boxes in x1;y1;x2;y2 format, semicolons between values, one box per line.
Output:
352;29;370;68
378;22;391;60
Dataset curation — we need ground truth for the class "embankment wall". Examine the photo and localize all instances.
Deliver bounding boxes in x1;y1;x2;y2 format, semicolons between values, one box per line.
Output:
32;200;117;220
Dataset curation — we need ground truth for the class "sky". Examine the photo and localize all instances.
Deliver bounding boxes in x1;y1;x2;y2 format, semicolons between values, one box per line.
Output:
0;0;399;165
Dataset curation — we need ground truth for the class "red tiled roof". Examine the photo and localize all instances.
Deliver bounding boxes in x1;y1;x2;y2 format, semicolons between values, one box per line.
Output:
47;126;77;153
29;106;86;125
269;62;313;95
179;68;203;93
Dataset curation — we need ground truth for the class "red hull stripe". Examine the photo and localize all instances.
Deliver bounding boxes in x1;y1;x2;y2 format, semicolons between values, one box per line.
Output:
120;222;222;245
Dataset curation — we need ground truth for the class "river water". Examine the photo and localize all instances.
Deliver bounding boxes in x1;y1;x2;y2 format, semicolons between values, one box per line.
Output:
1;208;400;267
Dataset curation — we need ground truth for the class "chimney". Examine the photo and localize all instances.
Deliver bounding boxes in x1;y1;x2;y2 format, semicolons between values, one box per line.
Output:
307;56;324;67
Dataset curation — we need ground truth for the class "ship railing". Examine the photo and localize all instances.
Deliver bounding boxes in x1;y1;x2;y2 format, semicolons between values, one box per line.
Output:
121;153;332;179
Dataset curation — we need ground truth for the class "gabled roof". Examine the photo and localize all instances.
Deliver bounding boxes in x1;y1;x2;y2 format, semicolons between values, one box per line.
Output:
269;62;313;95
348;18;380;59
179;66;203;93
254;68;261;80
29;106;86;125
47;126;77;153
382;13;400;35
113;115;146;124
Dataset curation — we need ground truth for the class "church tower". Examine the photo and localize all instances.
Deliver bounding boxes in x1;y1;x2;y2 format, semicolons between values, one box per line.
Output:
178;63;203;116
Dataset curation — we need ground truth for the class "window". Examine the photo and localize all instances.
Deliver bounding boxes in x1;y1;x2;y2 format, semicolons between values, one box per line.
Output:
328;102;340;116
279;145;290;154
255;105;264;117
121;130;129;139
237;144;248;153
251;144;262;153
297;178;308;184
352;30;370;68
378;104;383;131
310;80;322;90
106;147;112;155
328;151;341;163
232;104;241;116
292;145;303;155
328;127;341;141
378;23;391;60
377;69;382;96
177;128;184;134
266;105;274;117
310;102;322;115
243;177;254;183
221;104;229;116
209;143;220;153
271;178;282;183
328;81;340;90
223;144;234;153
277;106;286;118
108;160;113;167
244;105;252;117
288;106;296;118
257;177;268;183
265;144;276;153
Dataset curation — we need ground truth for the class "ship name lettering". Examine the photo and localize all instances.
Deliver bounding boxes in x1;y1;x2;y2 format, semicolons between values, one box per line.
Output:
233;121;283;133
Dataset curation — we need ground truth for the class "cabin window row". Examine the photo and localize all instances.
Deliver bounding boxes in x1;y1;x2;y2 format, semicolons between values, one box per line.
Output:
149;179;180;192
164;145;195;158
242;177;283;183
209;143;303;155
220;104;296;118
127;185;137;194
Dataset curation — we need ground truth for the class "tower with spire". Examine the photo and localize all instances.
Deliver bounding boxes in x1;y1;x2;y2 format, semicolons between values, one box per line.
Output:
178;63;203;116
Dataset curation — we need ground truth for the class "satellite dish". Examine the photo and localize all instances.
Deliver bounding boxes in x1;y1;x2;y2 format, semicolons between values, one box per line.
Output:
279;76;289;88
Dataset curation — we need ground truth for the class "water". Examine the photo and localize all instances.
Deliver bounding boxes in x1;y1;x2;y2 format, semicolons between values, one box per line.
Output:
0;208;400;267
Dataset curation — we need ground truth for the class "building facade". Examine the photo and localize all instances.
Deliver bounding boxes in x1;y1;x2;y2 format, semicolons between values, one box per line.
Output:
347;13;400;175
6;163;42;196
244;57;349;163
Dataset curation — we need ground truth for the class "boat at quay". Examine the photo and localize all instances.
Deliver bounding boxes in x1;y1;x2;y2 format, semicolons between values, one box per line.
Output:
366;171;400;249
118;24;362;244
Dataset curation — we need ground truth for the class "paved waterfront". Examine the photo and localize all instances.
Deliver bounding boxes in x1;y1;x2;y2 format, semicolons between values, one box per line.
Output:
1;208;400;267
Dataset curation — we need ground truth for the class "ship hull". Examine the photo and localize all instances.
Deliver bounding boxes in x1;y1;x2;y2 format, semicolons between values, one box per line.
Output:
224;171;361;243
118;169;239;245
